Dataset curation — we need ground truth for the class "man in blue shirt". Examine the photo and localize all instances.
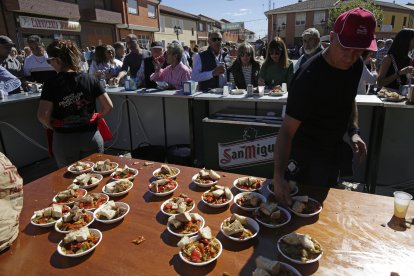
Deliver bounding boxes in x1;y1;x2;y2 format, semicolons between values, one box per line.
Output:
0;36;21;97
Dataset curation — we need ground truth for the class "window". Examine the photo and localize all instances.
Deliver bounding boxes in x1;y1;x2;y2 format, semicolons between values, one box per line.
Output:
137;34;150;49
192;27;194;36
295;13;306;26
207;24;211;32
128;0;138;14
277;14;286;29
199;22;203;32
172;18;177;31
403;17;407;27
313;11;325;25
160;16;165;32
147;4;156;18
391;15;395;27
179;19;184;33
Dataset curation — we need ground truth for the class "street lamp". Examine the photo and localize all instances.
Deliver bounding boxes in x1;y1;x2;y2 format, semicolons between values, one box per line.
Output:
173;25;181;40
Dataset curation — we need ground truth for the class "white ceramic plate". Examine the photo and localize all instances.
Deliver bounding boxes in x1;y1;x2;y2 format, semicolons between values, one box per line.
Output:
102;180;133;197
93;202;130;224
277;234;323;264
72;173;103;189
288;197;323;218
107;84;119;88
201;190;233;208
267;183;299;196
210;88;223;94
167;213;205;237
254;206;291;229
148;180;178;197
233;192;267;212
152;167;180;179
160;196;196;216
269;91;287;97
110;167;138;181
278;262;302;276
92;162;119;175
220;216;260;242
233;177;265;192
52;189;87;206
192;173;218;188
54;210;95;234
57;228;102;258
179;235;222;266
74;193;109;211
67;162;94;175
231;89;246;95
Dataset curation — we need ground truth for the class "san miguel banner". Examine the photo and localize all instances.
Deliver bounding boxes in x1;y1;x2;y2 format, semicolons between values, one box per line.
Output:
218;127;276;169
19;16;81;32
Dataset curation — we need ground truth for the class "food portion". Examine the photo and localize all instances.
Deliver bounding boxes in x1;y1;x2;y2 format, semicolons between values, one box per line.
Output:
59;227;100;255
254;202;289;226
269;180;297;195
69;161;93;172
194;168;221;185
54;189;85;204
202;185;232;205
31;204;71;225
178;227;221;264
291;196;322;215
95;200;128;221
55;206;93;231
236;192;263;209
104;179;132;194
73;173;101;187
168;213;204;235
279;232;322;263
111;165;137;179
162;194;194;215
221;214;255;240
94;159;116;172
149;178;178;194
74;193;108;210
252;256;296;276
378;89;406;101
235;176;263;191
154;164;179;178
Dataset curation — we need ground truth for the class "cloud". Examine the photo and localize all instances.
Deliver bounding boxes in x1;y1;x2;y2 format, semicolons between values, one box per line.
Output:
223;8;252;17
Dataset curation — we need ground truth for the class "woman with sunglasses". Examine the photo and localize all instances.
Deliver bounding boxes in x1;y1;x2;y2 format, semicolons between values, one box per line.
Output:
228;43;261;89
89;44;122;83
258;37;293;90
37;40;113;168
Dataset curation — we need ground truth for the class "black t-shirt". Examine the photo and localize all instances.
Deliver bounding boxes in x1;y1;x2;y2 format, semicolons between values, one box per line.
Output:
121;50;150;77
286;52;363;152
41;72;105;133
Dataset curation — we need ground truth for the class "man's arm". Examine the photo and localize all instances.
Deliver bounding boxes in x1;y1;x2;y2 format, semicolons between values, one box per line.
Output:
348;100;367;160
273;115;301;206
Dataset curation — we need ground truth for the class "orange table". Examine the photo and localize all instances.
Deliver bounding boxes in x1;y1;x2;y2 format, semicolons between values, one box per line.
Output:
1;153;413;275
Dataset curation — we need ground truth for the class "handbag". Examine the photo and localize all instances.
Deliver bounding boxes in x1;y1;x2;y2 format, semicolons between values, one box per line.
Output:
90;113;113;141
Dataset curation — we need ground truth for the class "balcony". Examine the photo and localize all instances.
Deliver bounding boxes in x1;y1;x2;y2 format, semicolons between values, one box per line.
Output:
81;8;122;24
4;0;80;20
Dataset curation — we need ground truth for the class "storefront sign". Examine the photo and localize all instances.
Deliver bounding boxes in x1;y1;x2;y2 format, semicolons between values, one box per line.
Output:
218;127;276;169
221;22;244;31
19;16;81;32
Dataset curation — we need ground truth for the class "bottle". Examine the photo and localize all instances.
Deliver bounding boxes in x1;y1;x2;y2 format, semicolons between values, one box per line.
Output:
124;72;131;91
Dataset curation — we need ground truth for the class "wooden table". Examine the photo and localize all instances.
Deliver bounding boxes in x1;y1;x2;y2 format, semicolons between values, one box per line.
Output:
1;153;413;275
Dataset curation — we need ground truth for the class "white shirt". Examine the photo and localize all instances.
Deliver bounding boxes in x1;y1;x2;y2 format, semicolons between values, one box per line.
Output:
191;50;227;88
357;62;377;95
23;54;53;76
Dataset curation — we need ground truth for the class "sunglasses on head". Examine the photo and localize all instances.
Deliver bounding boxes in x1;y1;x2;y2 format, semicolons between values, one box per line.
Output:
46;57;56;64
211;37;222;42
240;52;251;57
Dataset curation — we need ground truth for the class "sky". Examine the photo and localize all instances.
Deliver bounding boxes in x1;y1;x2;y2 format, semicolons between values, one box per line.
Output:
160;0;409;39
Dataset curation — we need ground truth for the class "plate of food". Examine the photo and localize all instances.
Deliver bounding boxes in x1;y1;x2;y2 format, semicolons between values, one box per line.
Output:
57;227;102;258
54;206;94;233
74;193;109;211
201;185;233;208
160;193;195;216
253;202;291;228
110;165;138;181
102;179;133;197
277;232;323;264
52;189;87;206
209;88;223;94
230;88;245;95
148;178;178;196
220;214;259;242
106;84;119;89
377;89;406;102
67;161;94;175
178;227;222;266
92;159;119;175
267;180;299;196
252;256;301;276
288;196;322;218
167;212;205;237
233;192;266;212
192;168;221;187
268;85;287;97
72;173;103;189
30;204;71;227
93;200;130;224
153;164;180;179
156;81;169;90
233;176;264;192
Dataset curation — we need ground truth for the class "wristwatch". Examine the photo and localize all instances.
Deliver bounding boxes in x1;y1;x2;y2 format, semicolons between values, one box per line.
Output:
348;127;361;137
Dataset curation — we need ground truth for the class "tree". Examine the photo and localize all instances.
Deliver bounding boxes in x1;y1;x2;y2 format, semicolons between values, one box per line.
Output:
328;0;383;29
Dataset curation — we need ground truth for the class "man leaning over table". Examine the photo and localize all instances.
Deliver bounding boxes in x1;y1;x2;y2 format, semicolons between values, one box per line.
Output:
192;30;228;90
273;7;374;206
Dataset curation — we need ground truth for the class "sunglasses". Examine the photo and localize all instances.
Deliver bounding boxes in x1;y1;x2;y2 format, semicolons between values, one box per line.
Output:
240;52;251;57
46;57;56;64
270;51;282;56
211;37;222;42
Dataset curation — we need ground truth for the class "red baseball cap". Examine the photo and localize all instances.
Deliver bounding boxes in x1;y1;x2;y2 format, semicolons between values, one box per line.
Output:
334;7;377;51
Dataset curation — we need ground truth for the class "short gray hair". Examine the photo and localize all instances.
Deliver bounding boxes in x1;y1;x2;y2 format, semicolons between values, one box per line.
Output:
302;28;320;38
167;42;184;61
208;30;222;39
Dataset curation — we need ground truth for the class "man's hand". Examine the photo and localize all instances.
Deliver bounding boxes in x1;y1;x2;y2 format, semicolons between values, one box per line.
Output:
212;63;225;76
258;78;265;86
351;134;367;161
273;178;292;207
111;77;120;85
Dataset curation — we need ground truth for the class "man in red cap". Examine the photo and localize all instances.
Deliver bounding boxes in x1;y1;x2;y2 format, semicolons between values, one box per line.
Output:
273;7;376;206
